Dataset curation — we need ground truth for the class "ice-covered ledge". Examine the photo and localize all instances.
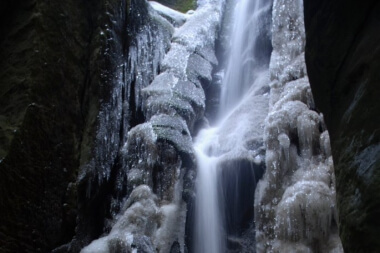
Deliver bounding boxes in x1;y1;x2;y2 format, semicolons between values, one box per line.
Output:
81;0;225;252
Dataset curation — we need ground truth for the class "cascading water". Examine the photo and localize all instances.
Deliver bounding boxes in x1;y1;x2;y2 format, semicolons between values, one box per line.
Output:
193;0;272;252
220;0;272;115
194;128;225;253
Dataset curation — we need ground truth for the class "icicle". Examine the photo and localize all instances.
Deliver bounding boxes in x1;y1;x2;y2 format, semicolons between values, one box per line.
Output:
254;0;343;251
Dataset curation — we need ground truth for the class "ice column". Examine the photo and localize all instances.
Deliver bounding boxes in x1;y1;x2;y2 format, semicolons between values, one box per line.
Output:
254;0;344;252
81;0;226;252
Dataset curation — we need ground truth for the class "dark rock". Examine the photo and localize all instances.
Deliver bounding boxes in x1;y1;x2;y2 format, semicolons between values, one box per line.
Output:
0;0;173;251
304;0;380;252
0;0;91;251
132;235;156;253
219;159;264;252
170;241;181;253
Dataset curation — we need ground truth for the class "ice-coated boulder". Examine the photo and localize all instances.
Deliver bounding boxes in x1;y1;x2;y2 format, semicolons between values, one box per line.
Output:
81;185;159;253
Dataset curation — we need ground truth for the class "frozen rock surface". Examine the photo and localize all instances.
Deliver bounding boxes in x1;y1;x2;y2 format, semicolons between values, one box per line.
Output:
254;0;343;252
78;0;173;200
82;0;224;252
81;185;159;253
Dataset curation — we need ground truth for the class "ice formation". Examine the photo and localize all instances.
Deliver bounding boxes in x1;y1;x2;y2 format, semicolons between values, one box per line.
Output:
79;0;173;197
81;0;225;251
81;185;160;253
254;0;343;252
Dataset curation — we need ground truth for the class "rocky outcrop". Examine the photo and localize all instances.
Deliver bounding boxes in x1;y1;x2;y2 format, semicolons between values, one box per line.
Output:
0;0;98;251
0;0;173;252
80;0;224;252
304;1;380;252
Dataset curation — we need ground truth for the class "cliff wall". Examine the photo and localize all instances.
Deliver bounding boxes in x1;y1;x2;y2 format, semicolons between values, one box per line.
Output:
304;1;380;252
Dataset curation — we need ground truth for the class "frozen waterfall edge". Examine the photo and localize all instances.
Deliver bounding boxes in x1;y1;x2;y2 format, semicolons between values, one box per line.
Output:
80;0;226;252
254;0;343;252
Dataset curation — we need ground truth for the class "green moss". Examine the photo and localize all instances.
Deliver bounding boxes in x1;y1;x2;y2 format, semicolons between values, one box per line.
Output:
154;0;196;13
175;0;196;13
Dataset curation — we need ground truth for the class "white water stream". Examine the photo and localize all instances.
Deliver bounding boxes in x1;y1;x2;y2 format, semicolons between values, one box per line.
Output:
193;0;272;252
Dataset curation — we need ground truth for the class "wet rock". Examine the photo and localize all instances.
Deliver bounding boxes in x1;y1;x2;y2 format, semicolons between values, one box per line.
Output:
170;241;181;253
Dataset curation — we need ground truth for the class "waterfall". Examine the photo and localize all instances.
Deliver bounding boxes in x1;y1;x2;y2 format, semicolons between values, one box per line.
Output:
220;0;272;115
194;127;224;253
79;0;343;252
193;0;272;252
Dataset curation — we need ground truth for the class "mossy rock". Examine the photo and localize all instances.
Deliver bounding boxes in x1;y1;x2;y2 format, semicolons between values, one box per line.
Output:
153;0;196;13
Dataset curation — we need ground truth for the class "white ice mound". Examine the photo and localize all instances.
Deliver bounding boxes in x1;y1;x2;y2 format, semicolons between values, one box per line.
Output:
275;181;333;242
81;185;159;253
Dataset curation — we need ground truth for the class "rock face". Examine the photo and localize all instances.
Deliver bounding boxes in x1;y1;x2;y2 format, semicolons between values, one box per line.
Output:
80;0;225;252
0;0;172;252
304;1;380;252
0;0;103;251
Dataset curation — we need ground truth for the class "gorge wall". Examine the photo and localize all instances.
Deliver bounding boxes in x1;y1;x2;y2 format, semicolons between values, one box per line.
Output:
0;0;173;251
304;0;380;252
